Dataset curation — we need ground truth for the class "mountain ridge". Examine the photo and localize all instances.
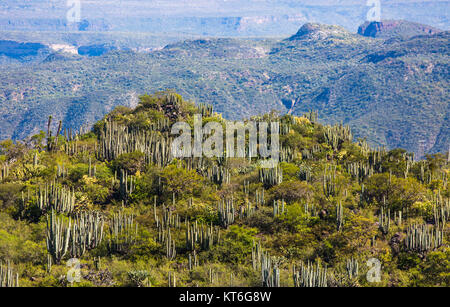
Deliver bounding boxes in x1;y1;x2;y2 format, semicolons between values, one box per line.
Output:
0;20;448;158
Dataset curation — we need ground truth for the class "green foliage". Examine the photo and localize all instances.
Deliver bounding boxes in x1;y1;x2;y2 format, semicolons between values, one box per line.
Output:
0;91;448;287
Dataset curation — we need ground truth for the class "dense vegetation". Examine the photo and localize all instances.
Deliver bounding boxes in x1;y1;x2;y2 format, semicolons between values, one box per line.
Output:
0;22;448;158
0;92;448;287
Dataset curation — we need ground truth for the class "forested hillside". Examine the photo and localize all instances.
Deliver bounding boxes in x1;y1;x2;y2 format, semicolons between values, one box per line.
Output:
0;22;448;158
0;92;448;287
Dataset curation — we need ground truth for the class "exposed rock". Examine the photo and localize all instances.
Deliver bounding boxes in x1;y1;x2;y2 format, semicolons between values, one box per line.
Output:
358;20;442;39
288;23;351;41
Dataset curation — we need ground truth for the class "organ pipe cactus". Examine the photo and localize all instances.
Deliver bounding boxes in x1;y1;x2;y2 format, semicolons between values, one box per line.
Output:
273;199;285;217
379;206;391;235
38;182;75;214
336;202;344;231
346;258;359;280
107;210;138;254
70;211;105;258
405;224;443;253
218;198;235;228
323;166;337;198
252;241;280;287
0;261;19;287
46;210;71;264
259;166;282;187
293;261;327;287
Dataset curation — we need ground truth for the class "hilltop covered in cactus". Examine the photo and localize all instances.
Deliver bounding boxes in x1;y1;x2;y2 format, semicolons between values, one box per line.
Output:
0;92;448;287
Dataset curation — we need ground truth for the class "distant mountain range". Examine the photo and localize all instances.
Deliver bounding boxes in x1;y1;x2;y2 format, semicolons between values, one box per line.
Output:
0;0;449;35
0;19;448;158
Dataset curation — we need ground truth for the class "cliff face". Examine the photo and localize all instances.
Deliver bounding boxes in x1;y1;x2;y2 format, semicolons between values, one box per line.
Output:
358;20;442;39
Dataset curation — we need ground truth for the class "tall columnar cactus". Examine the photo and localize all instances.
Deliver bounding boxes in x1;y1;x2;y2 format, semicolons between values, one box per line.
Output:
323;166;337;198
38;182;75;214
293;262;327;287
0;261;19;287
346;258;359;280
98;118;173;167
323;123;352;151
394;210;403;226
255;189;265;207
168;271;176;287
165;229;177;260
405;224;443;253
206;166;231;185
70;211;105;258
379;206;391;235
336;202;344;231
259;166;282;187
119;169;134;200
46;210;71;264
107;210;138;254
0;163;9;181
433;195;449;229
243;180;250;196
347;161;374;183
239;201;256;219
188;250;198;270
273;199;285;218
252;241;280;287
218;198;235;228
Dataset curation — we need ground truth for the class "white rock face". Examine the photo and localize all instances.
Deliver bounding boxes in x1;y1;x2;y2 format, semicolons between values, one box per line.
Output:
49;44;78;54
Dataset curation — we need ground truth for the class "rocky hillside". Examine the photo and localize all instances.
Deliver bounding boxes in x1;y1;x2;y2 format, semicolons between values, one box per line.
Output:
0;21;448;158
0;93;448;287
358;20;442;39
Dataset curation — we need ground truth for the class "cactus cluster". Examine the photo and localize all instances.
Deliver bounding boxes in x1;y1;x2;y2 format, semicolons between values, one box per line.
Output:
293;261;327;287
119;169;135;200
433;193;449;229
98;118;173;167
273;199;285;217
323;123;352;151
239;201;256;219
255;189;264;207
252;241;280;287
205;165;230;185
56;163;68;178
346;258;359;280
301;144;322;160
0;261;19;287
323;165;337;198
46;210;105;263
38;182;75;214
46;210;71;264
70;211;105;258
188;251;198;270
405;224;443;253
107;210;138;254
259;166;282;187
347;161;374;183
379;206;391;235
218;198;235;228
185;221;220;251
197;103;214;117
